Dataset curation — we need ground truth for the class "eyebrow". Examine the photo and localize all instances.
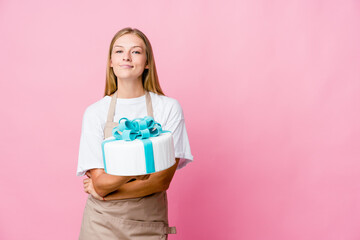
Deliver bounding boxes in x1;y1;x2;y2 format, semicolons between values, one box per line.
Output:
113;45;143;49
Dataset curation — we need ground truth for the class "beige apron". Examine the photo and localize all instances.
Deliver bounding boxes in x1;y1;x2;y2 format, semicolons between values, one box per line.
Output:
79;90;176;240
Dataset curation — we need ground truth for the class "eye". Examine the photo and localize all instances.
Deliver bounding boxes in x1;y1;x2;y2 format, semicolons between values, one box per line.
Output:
132;51;141;54
115;50;123;53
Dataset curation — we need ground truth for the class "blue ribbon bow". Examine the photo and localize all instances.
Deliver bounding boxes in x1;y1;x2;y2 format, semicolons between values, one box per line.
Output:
102;116;170;175
112;116;166;141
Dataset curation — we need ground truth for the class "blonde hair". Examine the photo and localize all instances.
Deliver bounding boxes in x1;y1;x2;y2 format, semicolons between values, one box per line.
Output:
103;27;165;96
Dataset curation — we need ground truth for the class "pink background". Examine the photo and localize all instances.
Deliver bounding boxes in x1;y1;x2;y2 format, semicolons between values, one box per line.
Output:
1;1;360;239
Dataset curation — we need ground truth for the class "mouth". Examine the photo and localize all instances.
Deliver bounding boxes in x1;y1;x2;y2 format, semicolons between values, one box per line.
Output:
119;65;133;68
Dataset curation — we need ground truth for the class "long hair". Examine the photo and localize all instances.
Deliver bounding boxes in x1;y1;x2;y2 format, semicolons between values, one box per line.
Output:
103;27;165;96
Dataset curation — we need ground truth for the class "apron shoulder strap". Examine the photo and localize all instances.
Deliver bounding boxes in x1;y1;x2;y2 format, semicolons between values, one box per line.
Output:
106;90;118;123
104;90;154;139
145;90;154;118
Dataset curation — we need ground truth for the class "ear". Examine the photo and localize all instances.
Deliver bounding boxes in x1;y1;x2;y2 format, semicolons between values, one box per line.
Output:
110;59;113;67
145;64;149;69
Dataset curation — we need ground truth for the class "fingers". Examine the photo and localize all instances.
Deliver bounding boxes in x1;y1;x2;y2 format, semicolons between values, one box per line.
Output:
83;179;90;192
83;184;89;193
84;183;92;193
83;178;94;195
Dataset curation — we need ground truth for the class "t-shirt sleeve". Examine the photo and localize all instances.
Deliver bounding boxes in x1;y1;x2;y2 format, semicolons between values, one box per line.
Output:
163;100;194;170
76;107;105;176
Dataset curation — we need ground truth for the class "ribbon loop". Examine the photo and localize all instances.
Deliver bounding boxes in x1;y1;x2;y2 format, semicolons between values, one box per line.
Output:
112;116;168;141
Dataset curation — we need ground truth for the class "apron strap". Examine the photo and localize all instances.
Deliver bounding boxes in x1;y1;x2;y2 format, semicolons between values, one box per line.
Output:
107;90;154;122
104;90;155;138
145;90;154;118
106;90;118;123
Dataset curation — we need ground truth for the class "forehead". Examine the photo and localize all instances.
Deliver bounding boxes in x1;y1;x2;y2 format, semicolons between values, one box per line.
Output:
113;34;146;49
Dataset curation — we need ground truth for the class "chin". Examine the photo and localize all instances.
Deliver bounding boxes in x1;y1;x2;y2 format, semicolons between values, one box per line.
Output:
115;74;142;80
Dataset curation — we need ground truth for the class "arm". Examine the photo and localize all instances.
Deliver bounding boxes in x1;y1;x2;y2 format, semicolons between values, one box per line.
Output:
87;168;133;197
104;158;180;200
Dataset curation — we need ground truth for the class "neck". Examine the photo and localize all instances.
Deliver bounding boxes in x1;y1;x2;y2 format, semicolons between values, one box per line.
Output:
116;77;145;98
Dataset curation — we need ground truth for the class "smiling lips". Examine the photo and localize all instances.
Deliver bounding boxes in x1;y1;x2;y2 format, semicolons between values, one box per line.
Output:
119;65;133;68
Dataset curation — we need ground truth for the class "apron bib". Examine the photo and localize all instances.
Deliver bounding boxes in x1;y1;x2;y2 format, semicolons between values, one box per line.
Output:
79;90;176;240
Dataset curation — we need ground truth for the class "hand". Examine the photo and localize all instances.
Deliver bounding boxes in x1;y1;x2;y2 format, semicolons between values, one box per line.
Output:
83;177;104;201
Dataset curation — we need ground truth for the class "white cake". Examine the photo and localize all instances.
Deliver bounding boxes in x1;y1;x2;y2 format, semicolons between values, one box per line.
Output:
102;132;175;176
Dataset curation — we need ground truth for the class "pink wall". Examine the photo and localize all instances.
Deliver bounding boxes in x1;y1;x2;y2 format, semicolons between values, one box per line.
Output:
1;1;359;239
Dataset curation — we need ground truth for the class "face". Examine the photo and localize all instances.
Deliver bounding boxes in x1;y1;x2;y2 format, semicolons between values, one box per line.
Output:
110;34;148;81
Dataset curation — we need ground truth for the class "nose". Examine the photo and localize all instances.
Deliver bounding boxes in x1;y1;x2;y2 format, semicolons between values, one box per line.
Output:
123;51;131;61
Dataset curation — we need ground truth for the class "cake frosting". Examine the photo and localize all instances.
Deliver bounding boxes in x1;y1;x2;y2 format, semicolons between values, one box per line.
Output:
101;117;176;176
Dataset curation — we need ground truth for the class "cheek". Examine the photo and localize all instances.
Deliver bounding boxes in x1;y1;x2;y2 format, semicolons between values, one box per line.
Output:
110;56;119;66
138;56;147;65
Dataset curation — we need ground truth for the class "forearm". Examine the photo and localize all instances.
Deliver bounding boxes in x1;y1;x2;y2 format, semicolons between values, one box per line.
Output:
104;158;180;200
93;172;132;197
104;175;167;200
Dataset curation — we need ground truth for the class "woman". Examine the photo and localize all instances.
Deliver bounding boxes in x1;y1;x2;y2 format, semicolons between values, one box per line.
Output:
76;27;193;239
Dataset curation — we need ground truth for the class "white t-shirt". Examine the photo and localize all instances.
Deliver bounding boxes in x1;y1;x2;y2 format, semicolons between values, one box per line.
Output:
76;91;194;177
